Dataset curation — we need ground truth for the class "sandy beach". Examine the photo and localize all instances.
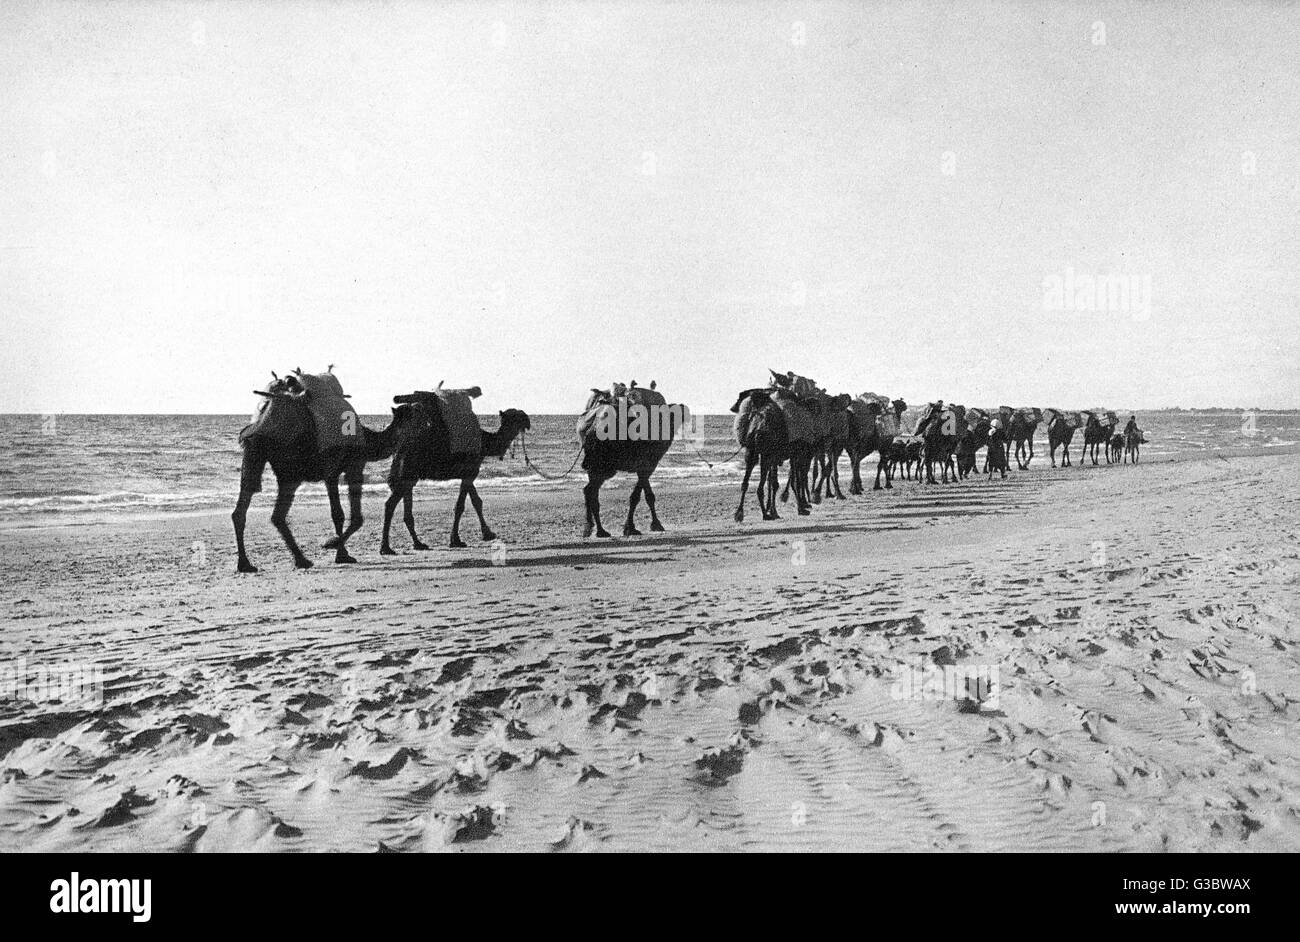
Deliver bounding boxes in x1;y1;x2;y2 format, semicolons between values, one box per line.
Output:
1;449;1297;852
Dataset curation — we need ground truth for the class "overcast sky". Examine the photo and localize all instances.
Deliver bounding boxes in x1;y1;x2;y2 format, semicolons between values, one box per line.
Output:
2;1;1297;414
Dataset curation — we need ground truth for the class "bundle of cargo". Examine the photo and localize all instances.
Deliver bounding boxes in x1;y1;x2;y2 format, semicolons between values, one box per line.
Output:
243;368;359;454
576;380;668;443
394;383;483;455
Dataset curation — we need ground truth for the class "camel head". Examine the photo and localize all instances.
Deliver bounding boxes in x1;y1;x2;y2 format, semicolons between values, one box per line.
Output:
830;392;852;411
499;408;531;435
892;398;907;417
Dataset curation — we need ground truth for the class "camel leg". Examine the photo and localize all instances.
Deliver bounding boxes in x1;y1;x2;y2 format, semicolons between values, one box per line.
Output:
381;480;414;554
333;472;364;563
450;479;470;547
849;448;864;495
764;458;780;519
465;482;495;541
584;473;613;538
624;479;644;536
323;477;346;547
829;449;845;499
404;489;430;550
643;475;665;532
797;455;812;515
381;483;401;555
269;479;312;569
735;454;756;523
232;448;266;573
232;487;257;573
873;452;890;490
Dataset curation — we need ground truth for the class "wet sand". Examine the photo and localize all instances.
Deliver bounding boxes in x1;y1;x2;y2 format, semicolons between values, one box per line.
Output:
2;452;1298;851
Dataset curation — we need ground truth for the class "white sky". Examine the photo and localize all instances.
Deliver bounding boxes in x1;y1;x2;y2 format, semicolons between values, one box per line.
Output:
2;0;1297;414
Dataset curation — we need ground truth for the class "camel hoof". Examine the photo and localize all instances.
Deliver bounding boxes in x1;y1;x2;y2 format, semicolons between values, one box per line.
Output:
798;507;811;516
481;530;496;542
380;546;397;556
294;557;314;570
237;560;258;574
623;526;641;536
412;542;432;551
650;520;665;532
335;552;358;565
596;528;613;538
450;538;467;549
322;536;341;549
734;511;744;523
583;525;594;538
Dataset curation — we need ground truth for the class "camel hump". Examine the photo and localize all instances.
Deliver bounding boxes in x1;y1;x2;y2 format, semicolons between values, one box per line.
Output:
771;396;818;443
430;388;483;454
272;370;358;454
625;386;666;408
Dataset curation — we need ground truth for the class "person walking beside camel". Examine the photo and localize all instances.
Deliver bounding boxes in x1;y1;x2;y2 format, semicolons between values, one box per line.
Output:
986;419;1010;480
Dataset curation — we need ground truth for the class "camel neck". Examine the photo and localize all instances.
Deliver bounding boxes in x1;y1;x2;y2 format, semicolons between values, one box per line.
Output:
482;426;521;458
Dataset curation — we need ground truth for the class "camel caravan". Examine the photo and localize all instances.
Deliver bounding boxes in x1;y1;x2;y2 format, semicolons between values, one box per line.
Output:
233;366;1147;571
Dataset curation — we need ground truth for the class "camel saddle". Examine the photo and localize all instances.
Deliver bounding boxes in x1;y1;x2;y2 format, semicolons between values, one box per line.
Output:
396;386;483;455
770;389;818;443
576;385;668;443
295;371;361;454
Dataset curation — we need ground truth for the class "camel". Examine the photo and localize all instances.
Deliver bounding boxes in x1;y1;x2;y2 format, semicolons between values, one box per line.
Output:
888;434;926;481
1008;407;1043;470
233;374;412;572
956;408;993;479
1081;411;1118;465
578;386;682;537
847;396;907;492
379;395;531;552
731;388;804;522
1123;417;1145;463
915;402;965;484
810;392;853;502
1042;408;1081;467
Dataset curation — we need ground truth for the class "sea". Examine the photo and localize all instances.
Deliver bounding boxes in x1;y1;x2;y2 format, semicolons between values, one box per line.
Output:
1;410;1297;528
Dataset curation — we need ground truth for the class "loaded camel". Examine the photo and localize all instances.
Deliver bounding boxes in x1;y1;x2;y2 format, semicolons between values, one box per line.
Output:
380;391;531;551
233;371;413;572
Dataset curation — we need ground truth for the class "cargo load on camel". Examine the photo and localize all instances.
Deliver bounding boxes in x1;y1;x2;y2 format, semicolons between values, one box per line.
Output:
393;384;484;455
576;381;671;443
243;368;360;455
769;369;823;399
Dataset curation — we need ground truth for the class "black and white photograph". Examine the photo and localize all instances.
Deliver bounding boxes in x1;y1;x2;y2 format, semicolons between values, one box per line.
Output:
0;0;1294;910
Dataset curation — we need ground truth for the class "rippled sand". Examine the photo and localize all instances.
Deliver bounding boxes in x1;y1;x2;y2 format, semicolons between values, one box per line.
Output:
2;452;1298;851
